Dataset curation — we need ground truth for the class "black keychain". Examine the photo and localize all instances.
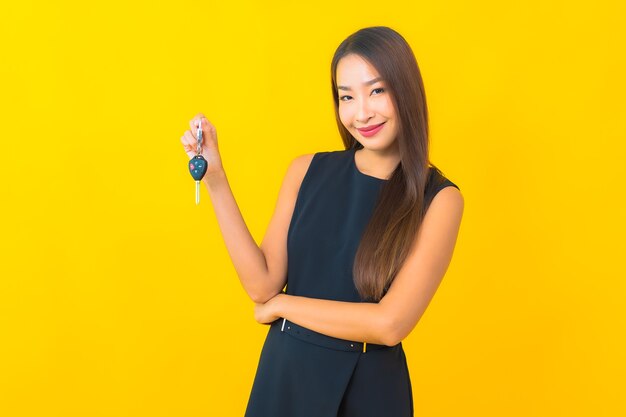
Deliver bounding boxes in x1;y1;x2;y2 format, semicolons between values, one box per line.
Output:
188;120;208;204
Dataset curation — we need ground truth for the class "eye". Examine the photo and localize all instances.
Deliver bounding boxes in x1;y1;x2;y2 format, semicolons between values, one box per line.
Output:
338;87;385;102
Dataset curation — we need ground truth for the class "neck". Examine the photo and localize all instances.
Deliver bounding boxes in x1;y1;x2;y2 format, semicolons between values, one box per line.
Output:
355;145;400;179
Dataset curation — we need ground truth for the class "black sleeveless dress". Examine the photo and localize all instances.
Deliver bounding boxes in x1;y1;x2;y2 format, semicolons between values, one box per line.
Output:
244;147;459;417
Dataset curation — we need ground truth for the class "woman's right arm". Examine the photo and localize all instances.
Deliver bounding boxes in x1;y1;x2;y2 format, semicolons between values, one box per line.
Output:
181;113;311;303
202;170;274;303
202;154;311;304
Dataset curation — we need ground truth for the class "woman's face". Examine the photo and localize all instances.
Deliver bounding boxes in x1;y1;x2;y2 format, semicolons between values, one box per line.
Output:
336;54;399;152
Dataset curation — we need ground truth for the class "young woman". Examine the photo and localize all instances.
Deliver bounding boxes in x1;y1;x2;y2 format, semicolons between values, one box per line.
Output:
181;26;464;417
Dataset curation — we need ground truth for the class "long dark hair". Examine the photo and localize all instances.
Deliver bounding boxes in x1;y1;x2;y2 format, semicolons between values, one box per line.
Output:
331;26;437;302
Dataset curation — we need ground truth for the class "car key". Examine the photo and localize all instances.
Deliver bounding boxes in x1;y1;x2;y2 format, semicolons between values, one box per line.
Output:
188;120;208;204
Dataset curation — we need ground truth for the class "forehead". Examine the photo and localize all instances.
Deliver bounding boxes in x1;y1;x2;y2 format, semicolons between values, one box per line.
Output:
336;54;380;83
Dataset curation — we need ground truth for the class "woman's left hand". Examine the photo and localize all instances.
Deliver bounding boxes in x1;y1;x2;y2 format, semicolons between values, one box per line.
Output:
254;292;286;325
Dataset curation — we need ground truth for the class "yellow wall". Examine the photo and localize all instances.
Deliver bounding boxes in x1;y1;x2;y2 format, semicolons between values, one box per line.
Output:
1;0;624;415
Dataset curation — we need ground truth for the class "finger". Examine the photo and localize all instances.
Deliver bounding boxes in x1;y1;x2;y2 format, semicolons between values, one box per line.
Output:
189;113;205;131
192;120;208;142
181;131;201;156
192;116;216;140
182;143;196;159
181;130;197;148
180;131;189;146
202;118;216;134
182;141;194;156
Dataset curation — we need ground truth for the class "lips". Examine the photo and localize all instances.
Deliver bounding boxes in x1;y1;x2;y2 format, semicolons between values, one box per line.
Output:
356;122;386;138
357;122;385;132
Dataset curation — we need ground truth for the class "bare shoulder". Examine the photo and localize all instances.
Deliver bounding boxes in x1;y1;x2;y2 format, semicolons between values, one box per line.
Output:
425;185;464;226
286;153;315;189
433;185;464;207
290;153;315;175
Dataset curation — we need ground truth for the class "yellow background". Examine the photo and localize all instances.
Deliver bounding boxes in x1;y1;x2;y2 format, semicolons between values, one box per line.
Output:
1;0;625;415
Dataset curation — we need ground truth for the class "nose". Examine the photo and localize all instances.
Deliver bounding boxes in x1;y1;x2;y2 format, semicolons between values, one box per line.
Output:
355;98;374;123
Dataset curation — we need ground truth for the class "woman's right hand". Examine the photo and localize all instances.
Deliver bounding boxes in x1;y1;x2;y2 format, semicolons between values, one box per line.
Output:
180;113;224;180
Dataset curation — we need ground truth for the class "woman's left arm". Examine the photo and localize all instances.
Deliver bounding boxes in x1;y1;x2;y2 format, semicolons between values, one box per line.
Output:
255;293;388;343
255;187;464;346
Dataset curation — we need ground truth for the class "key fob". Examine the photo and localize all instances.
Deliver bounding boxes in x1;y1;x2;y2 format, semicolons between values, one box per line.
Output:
189;155;208;181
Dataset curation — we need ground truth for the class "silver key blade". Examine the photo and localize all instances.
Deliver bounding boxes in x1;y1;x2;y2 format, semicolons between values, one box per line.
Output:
196;181;200;205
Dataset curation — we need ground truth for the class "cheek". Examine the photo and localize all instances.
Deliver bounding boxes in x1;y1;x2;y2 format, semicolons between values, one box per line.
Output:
390;121;400;137
383;98;396;115
338;108;351;128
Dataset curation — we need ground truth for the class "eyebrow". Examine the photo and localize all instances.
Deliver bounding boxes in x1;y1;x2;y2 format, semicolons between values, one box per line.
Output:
337;77;383;91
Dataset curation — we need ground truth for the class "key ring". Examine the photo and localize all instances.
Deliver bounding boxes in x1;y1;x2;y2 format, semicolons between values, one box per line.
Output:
196;120;203;155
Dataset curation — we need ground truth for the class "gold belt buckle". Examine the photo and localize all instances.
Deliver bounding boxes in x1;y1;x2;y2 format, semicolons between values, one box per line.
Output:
363;342;367;353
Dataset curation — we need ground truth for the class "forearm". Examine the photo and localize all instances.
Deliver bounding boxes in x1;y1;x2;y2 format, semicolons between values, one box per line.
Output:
203;171;276;302
276;294;394;346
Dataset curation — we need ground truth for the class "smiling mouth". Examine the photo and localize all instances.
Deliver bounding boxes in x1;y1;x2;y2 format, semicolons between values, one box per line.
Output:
356;122;385;132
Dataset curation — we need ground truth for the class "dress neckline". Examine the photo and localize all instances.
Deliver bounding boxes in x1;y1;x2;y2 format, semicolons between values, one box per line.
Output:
350;147;388;182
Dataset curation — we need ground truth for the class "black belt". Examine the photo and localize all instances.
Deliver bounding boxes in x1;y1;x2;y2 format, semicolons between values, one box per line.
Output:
273;317;396;353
